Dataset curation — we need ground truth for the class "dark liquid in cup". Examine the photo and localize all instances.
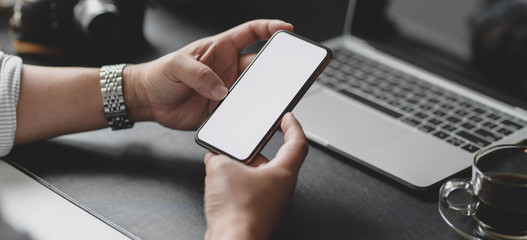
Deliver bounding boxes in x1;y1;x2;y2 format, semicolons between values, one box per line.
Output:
474;173;527;234
493;174;527;184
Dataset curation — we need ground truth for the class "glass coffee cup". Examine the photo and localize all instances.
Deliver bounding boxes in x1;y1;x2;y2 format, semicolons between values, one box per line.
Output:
439;144;527;239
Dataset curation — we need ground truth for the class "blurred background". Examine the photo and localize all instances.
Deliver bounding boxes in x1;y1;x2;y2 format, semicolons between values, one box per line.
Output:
0;0;349;65
0;0;527;108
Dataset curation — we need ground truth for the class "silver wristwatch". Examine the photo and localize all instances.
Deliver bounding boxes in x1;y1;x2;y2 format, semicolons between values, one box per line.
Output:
100;63;134;130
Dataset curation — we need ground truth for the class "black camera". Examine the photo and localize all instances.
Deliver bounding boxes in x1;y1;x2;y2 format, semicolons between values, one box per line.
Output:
9;0;147;58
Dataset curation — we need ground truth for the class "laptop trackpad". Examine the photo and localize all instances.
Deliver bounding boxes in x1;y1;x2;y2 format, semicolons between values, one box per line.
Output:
294;89;412;156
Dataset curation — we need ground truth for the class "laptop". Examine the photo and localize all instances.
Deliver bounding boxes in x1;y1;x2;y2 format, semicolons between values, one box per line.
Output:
294;0;527;190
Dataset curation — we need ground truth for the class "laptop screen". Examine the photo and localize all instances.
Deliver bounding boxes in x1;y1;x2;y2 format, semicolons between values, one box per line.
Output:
351;0;527;110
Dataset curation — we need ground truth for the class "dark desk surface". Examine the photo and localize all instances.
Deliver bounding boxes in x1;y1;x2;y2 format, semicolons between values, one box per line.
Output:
2;2;465;239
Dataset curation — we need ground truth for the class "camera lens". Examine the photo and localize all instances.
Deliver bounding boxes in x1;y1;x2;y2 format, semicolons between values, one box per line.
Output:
74;0;122;43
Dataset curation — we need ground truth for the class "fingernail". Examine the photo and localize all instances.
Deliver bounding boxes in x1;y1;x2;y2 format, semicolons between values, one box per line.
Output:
285;22;294;30
211;85;228;100
272;20;294;30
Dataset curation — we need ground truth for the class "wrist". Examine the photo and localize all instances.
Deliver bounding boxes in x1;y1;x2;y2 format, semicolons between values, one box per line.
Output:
206;212;271;240
122;63;153;122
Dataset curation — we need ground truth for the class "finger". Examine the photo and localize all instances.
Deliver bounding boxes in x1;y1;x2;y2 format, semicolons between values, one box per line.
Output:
175;54;228;101
204;154;234;176
204;151;218;165
204;151;214;184
268;113;308;173
218;19;294;53
247;154;270;167
239;53;257;74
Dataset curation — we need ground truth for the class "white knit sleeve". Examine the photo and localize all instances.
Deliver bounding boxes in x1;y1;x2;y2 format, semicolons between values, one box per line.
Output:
0;52;22;157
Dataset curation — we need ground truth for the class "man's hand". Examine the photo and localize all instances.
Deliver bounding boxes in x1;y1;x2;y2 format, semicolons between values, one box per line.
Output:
203;113;308;240
125;19;294;130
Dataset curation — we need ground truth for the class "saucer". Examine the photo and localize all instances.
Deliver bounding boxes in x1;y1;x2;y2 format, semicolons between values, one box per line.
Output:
439;203;527;240
438;202;487;240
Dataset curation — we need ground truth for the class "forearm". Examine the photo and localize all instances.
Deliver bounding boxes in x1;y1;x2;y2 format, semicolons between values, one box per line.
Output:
15;65;108;144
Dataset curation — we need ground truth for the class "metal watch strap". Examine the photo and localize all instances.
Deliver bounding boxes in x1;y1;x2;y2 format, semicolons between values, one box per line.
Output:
100;63;134;130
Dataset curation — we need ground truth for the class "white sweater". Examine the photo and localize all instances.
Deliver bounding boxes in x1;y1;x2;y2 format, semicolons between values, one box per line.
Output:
0;52;22;157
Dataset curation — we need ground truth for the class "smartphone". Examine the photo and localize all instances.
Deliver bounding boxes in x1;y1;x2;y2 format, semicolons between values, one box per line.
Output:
195;30;332;162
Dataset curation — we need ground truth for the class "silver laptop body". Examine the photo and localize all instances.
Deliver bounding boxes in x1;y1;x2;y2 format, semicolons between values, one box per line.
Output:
294;0;527;190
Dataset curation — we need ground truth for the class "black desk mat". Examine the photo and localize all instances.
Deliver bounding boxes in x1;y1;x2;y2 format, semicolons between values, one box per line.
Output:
7;123;210;240
6;122;464;240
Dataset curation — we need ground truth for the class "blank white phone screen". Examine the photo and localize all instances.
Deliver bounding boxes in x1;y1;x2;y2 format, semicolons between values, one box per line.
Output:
197;31;328;160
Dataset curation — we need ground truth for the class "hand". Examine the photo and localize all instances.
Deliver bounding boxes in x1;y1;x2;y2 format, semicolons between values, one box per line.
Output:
11;19;293;147
203;113;308;240
125;19;294;130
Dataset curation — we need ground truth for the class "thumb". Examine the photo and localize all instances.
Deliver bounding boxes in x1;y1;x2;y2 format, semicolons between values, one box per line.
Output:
178;55;228;101
204;152;237;176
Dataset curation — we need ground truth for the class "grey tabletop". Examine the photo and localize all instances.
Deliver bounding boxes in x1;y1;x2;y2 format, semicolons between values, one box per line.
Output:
2;1;465;239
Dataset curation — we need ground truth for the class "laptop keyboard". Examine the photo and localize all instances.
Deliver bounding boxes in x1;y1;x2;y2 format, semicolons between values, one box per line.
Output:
318;48;527;153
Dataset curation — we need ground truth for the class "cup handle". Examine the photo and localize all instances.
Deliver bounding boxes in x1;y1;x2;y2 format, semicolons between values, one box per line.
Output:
439;178;477;216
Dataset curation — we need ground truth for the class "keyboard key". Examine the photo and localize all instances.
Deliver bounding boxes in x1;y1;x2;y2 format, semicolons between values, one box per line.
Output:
462;144;480;153
368;79;382;87
482;121;498;129
433;110;447;117
403;76;418;84
447;116;461;124
362;65;374;74
353;70;367;79
428;98;440;104
347;80;361;88
341;65;355;74
322;81;339;88
401;86;414;92
445;96;458;102
402;118;420;126
469;116;483;123
414;92;426;98
473;108;486;114
487;113;501;120
434;131;450;139
419;125;435;133
374;94;388;101
362;89;374;95
389;101;401;107
407;98;419;104
401;106;414;113
442;125;457;132
420;84;431;91
414;112;428;119
455;110;469;117
447;137;465;146
456;131;491;147
502;119;524;130
441;104;455;110
461;122;476;130
430;89;444;96
497;128;513;136
474;129;502;141
394;92;408;98
323;68;336;75
420;104;433;111
428;118;443;125
459;102;472;108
